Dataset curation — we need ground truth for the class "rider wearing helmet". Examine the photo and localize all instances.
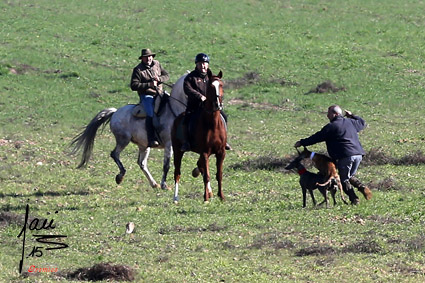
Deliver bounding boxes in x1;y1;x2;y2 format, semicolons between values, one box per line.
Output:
181;53;231;152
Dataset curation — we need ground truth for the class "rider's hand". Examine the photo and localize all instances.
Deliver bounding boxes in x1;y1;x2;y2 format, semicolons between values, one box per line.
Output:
150;80;158;88
294;141;302;148
201;96;207;102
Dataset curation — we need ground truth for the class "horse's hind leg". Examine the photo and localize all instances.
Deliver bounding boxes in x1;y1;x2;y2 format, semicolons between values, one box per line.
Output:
110;142;129;184
215;152;226;201
160;142;173;190
137;146;159;189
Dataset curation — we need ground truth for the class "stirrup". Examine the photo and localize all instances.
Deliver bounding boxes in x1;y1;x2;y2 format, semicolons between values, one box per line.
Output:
148;141;160;148
225;143;232;150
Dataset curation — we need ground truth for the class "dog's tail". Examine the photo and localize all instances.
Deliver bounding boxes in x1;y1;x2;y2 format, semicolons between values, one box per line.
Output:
316;176;333;187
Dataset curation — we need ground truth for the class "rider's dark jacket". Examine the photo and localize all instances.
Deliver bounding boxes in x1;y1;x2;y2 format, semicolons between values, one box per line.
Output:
183;68;209;113
299;115;366;160
130;60;169;96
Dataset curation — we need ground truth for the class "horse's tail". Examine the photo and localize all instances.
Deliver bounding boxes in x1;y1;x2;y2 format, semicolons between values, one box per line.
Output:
70;107;117;168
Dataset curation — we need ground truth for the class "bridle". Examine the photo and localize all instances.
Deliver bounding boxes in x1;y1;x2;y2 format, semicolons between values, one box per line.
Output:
205;78;223;112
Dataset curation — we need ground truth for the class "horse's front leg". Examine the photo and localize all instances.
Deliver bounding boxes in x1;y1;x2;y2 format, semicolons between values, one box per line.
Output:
160;142;173;190
137;146;159;188
215;151;226;201
199;153;212;202
173;150;184;204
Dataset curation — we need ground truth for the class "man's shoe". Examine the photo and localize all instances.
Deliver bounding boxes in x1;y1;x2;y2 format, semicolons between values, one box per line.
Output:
148;141;160;148
225;143;232;150
359;186;372;200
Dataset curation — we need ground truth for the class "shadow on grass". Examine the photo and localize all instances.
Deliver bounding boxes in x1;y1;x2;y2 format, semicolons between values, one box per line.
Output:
0;189;90;199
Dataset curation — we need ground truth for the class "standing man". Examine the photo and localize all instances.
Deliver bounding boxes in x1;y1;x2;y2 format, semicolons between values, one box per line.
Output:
131;48;169;148
181;53;231;152
294;105;372;204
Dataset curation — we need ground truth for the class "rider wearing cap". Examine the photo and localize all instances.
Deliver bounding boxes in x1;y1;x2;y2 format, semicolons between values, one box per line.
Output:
181;53;231;152
130;48;169;148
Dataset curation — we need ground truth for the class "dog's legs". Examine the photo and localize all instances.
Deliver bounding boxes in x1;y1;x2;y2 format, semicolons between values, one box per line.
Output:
309;189;316;207
331;187;337;206
336;177;348;205
302;187;307;208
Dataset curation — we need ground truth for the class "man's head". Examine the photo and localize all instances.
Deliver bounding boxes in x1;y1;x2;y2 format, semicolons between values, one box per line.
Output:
327;105;342;121
195;53;209;74
139;48;156;65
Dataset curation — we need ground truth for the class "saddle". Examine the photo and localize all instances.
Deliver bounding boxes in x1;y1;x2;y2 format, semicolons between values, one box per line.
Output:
131;92;170;118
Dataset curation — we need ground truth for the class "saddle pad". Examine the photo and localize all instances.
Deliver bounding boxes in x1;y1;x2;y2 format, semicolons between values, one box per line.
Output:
131;95;163;118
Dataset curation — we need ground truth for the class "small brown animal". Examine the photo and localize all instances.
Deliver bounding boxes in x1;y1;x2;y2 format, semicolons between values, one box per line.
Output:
285;155;339;208
297;147;348;205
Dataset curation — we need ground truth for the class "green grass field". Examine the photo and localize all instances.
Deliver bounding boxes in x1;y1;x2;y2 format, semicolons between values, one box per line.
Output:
1;0;425;282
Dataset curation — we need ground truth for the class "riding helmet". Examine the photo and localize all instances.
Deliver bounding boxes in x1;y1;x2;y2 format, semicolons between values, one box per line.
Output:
195;53;210;63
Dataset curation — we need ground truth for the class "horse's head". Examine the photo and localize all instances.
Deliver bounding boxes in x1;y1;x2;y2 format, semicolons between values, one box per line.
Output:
205;69;224;112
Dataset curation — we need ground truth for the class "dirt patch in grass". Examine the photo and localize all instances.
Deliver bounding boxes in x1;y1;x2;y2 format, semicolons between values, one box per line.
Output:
363;148;425;166
368;177;409;191
230;154;297;173
224;72;261;89
224;71;298;90
368;215;411;225
0;211;35;227
229;154;317;173
248;232;296;251
227;98;294;111
305;80;346;94
389;263;424;276
158;223;227;235
404;234;425;252
342;239;384;254
295;245;336;256
231;149;425;174
8;63;62;75
65;263;135;281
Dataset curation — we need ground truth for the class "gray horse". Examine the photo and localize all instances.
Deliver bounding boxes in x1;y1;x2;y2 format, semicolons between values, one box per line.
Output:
71;75;188;190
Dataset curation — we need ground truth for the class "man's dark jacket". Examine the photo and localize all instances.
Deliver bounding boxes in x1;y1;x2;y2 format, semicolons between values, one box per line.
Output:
299;115;366;160
183;69;208;113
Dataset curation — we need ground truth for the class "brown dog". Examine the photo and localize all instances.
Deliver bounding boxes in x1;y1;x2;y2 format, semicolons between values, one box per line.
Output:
297;147;348;205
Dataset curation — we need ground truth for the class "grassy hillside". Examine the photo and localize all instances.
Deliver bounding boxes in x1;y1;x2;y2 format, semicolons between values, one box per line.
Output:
1;0;425;282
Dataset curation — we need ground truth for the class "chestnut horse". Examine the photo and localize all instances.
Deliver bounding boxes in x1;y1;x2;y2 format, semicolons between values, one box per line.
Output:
171;70;227;203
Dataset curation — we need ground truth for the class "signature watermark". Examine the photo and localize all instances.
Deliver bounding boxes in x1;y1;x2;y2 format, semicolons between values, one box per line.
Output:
17;203;69;274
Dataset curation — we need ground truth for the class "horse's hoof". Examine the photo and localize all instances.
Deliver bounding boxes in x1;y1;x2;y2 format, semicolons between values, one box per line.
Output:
153;183;160;189
161;184;172;191
173;196;179;204
192;167;201;178
116;174;124;184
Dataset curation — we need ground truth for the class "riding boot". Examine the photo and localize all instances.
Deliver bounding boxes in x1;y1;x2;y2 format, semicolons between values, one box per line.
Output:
220;111;232;150
180;114;191;152
146;117;159;148
343;180;359;205
350;176;372;200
